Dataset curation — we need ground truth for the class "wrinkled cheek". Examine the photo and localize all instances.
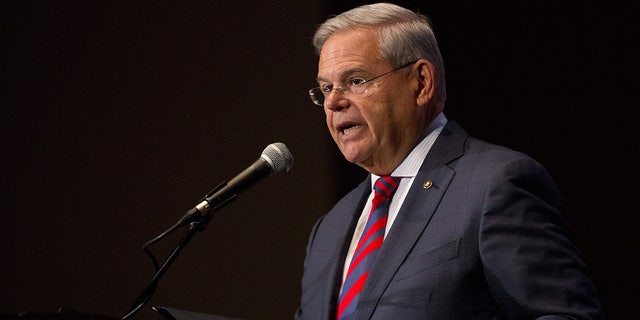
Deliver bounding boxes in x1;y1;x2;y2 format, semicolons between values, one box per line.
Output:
324;113;333;133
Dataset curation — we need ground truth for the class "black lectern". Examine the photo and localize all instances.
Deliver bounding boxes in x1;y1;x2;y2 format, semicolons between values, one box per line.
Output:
152;307;244;320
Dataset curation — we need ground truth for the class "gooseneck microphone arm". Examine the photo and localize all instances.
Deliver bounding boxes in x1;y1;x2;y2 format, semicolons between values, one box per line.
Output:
122;183;227;320
122;222;201;320
121;143;293;320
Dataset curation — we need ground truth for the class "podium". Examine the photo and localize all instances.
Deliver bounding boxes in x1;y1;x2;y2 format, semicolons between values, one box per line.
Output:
0;307;243;320
152;307;244;320
0;311;116;320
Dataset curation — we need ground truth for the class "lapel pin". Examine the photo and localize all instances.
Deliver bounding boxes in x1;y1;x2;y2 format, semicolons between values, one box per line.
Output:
423;180;433;189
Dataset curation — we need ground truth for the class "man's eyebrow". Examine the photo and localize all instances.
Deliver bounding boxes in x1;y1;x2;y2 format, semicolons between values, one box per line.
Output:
316;67;369;83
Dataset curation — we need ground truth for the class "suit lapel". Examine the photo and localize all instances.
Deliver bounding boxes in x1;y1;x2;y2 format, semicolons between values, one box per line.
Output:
354;121;467;319
312;178;371;320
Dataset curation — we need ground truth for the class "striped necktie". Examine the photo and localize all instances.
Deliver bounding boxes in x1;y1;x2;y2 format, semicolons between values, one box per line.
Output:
336;176;402;320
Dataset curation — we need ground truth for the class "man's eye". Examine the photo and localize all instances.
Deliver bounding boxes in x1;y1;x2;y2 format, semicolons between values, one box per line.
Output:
320;85;332;93
348;78;367;87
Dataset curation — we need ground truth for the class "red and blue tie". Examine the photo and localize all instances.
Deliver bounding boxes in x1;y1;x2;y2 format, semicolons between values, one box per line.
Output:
336;176;402;320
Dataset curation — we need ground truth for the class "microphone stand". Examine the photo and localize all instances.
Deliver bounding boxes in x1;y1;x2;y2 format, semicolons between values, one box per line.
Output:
122;224;198;320
121;182;238;320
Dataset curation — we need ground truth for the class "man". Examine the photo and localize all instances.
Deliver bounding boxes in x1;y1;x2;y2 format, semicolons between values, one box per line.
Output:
296;3;603;320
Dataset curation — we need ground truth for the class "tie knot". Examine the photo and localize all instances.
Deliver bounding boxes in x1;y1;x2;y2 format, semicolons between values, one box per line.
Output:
374;176;402;199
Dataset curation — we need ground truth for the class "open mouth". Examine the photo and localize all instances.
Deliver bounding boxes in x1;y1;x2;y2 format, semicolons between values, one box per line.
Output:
339;124;360;135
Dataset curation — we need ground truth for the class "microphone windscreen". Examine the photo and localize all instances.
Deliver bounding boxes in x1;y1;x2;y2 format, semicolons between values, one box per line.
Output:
261;142;294;174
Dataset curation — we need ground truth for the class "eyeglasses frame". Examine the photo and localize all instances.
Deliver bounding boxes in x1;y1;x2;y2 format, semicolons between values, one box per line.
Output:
308;60;419;107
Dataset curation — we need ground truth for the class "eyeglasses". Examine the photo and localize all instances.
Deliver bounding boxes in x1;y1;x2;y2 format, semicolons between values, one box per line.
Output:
308;60;418;107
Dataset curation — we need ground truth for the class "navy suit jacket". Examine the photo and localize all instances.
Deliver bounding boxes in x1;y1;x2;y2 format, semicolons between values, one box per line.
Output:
296;121;603;319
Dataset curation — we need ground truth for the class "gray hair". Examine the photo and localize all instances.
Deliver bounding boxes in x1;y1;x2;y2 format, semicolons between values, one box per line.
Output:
313;3;446;106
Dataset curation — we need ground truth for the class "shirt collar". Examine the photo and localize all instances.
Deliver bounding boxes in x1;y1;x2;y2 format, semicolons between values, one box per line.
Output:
371;113;448;185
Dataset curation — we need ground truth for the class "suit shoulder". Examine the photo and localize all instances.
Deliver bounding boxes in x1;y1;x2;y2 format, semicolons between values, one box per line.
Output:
463;135;542;169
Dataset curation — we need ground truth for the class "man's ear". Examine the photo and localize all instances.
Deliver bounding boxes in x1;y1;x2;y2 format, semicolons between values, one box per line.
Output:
415;59;436;107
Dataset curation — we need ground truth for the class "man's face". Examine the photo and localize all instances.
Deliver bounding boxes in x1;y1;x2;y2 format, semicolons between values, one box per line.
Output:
317;28;426;175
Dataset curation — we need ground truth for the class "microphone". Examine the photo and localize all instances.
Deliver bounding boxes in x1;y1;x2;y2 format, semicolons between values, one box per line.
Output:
177;142;293;227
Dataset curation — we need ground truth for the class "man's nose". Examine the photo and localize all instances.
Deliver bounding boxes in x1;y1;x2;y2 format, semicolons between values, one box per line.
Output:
325;87;348;111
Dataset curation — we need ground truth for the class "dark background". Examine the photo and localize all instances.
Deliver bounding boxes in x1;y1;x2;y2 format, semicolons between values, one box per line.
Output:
1;1;637;319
